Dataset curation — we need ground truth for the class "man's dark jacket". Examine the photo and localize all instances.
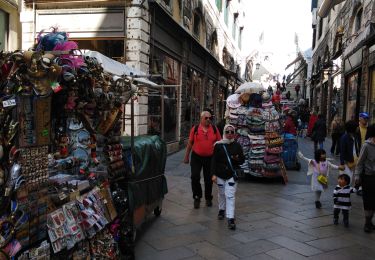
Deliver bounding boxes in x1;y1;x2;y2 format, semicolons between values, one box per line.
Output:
340;133;360;165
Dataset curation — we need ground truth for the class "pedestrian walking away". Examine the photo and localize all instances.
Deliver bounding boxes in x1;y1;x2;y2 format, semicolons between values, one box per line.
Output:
184;110;222;209
355;124;375;233
211;124;245;230
311;114;327;152
333;174;356;227
330;115;345;156
298;150;344;209
307;111;318;137
340;120;360;182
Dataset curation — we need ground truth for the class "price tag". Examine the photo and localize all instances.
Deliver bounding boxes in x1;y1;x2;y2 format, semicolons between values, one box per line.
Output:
2;99;16;107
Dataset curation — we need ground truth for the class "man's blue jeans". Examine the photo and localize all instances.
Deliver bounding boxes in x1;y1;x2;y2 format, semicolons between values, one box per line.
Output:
314;141;324;151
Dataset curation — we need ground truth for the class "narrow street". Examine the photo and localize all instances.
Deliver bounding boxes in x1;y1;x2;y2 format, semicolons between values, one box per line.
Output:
135;137;375;260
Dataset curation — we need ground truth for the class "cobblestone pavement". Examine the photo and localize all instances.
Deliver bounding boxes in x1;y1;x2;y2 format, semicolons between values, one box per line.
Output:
135;137;375;259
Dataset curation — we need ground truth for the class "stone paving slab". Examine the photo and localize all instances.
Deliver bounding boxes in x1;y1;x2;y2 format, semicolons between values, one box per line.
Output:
267;236;322;256
226;239;281;258
307;245;375;260
240;253;277;260
187;241;239;260
266;248;309;260
306;235;356;252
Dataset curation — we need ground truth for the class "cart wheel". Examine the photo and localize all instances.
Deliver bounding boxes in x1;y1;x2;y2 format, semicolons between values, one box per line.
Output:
295;162;301;171
154;206;162;217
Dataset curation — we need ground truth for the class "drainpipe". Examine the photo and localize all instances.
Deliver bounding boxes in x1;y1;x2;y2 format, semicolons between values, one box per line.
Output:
123;1;127;63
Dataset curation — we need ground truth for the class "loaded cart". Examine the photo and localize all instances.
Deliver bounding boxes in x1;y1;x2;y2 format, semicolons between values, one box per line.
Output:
114;135;168;258
225;82;288;184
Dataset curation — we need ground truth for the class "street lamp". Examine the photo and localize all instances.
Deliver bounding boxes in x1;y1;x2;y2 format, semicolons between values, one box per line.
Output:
255;62;260;70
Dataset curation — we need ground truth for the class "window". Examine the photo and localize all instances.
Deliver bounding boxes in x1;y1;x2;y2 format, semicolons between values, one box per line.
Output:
193;12;201;38
355;8;363;32
0;9;9;51
224;0;229;26
318;18;323;39
238;27;243;49
74;39;124;61
312;28;316;49
215;0;222;11
232;14;238;39
211;31;219;56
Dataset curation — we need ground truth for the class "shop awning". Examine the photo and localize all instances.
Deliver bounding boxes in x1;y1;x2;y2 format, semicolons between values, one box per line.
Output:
83;51;157;86
285;53;304;70
318;0;346;18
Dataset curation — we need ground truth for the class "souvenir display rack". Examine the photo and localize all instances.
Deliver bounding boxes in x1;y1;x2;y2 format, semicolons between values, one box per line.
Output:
0;30;167;259
225;91;287;183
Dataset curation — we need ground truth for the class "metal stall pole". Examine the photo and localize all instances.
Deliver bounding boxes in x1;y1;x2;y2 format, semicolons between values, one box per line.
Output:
131;94;135;174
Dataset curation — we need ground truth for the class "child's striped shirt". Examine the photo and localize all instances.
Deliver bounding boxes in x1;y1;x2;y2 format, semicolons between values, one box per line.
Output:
333;185;355;210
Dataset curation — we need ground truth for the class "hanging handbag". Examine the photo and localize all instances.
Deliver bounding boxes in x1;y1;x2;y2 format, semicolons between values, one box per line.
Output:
316;162;328;186
222;145;239;181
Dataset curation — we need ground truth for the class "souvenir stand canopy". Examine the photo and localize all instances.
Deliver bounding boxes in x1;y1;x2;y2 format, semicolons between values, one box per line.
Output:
0;30;167;259
225;82;288;183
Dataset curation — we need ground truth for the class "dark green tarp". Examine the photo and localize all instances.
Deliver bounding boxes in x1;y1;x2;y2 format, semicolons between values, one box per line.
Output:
120;135;168;211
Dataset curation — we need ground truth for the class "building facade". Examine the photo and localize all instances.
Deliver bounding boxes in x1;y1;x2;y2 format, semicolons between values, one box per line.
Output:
20;0;246;153
311;0;375;125
0;0;21;51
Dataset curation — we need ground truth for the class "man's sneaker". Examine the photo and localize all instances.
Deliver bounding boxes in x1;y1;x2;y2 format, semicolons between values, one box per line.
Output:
206;200;213;207
315;201;322;209
333;219;338;225
218;210;225;220
194;199;200;209
228;218;236;230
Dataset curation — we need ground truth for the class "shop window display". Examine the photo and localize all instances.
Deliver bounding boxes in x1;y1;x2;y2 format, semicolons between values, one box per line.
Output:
346;72;359;120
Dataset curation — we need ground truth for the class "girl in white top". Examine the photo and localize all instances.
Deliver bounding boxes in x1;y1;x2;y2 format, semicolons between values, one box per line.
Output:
298;149;344;209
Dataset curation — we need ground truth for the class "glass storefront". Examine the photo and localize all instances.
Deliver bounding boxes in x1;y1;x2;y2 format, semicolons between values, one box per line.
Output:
190;70;204;126
148;50;180;143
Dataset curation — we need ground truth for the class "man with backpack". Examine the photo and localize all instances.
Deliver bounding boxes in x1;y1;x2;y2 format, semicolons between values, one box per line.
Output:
184;110;222;209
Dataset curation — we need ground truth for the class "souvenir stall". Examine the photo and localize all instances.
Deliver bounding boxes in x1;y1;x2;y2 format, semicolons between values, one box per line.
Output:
0;30;167;259
225;82;287;183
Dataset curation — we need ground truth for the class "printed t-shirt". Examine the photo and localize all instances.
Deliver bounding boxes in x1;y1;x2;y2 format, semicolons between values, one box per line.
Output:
189;125;221;157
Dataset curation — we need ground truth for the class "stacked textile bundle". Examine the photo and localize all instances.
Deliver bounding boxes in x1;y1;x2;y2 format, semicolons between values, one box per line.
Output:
262;93;284;177
224;92;284;178
226;94;251;172
247;107;266;176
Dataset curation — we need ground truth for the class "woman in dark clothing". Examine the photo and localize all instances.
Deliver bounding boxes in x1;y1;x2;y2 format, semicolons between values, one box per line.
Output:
340;120;360;176
312;114;327;152
330;115;345;156
355;124;375;233
211;124;245;230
